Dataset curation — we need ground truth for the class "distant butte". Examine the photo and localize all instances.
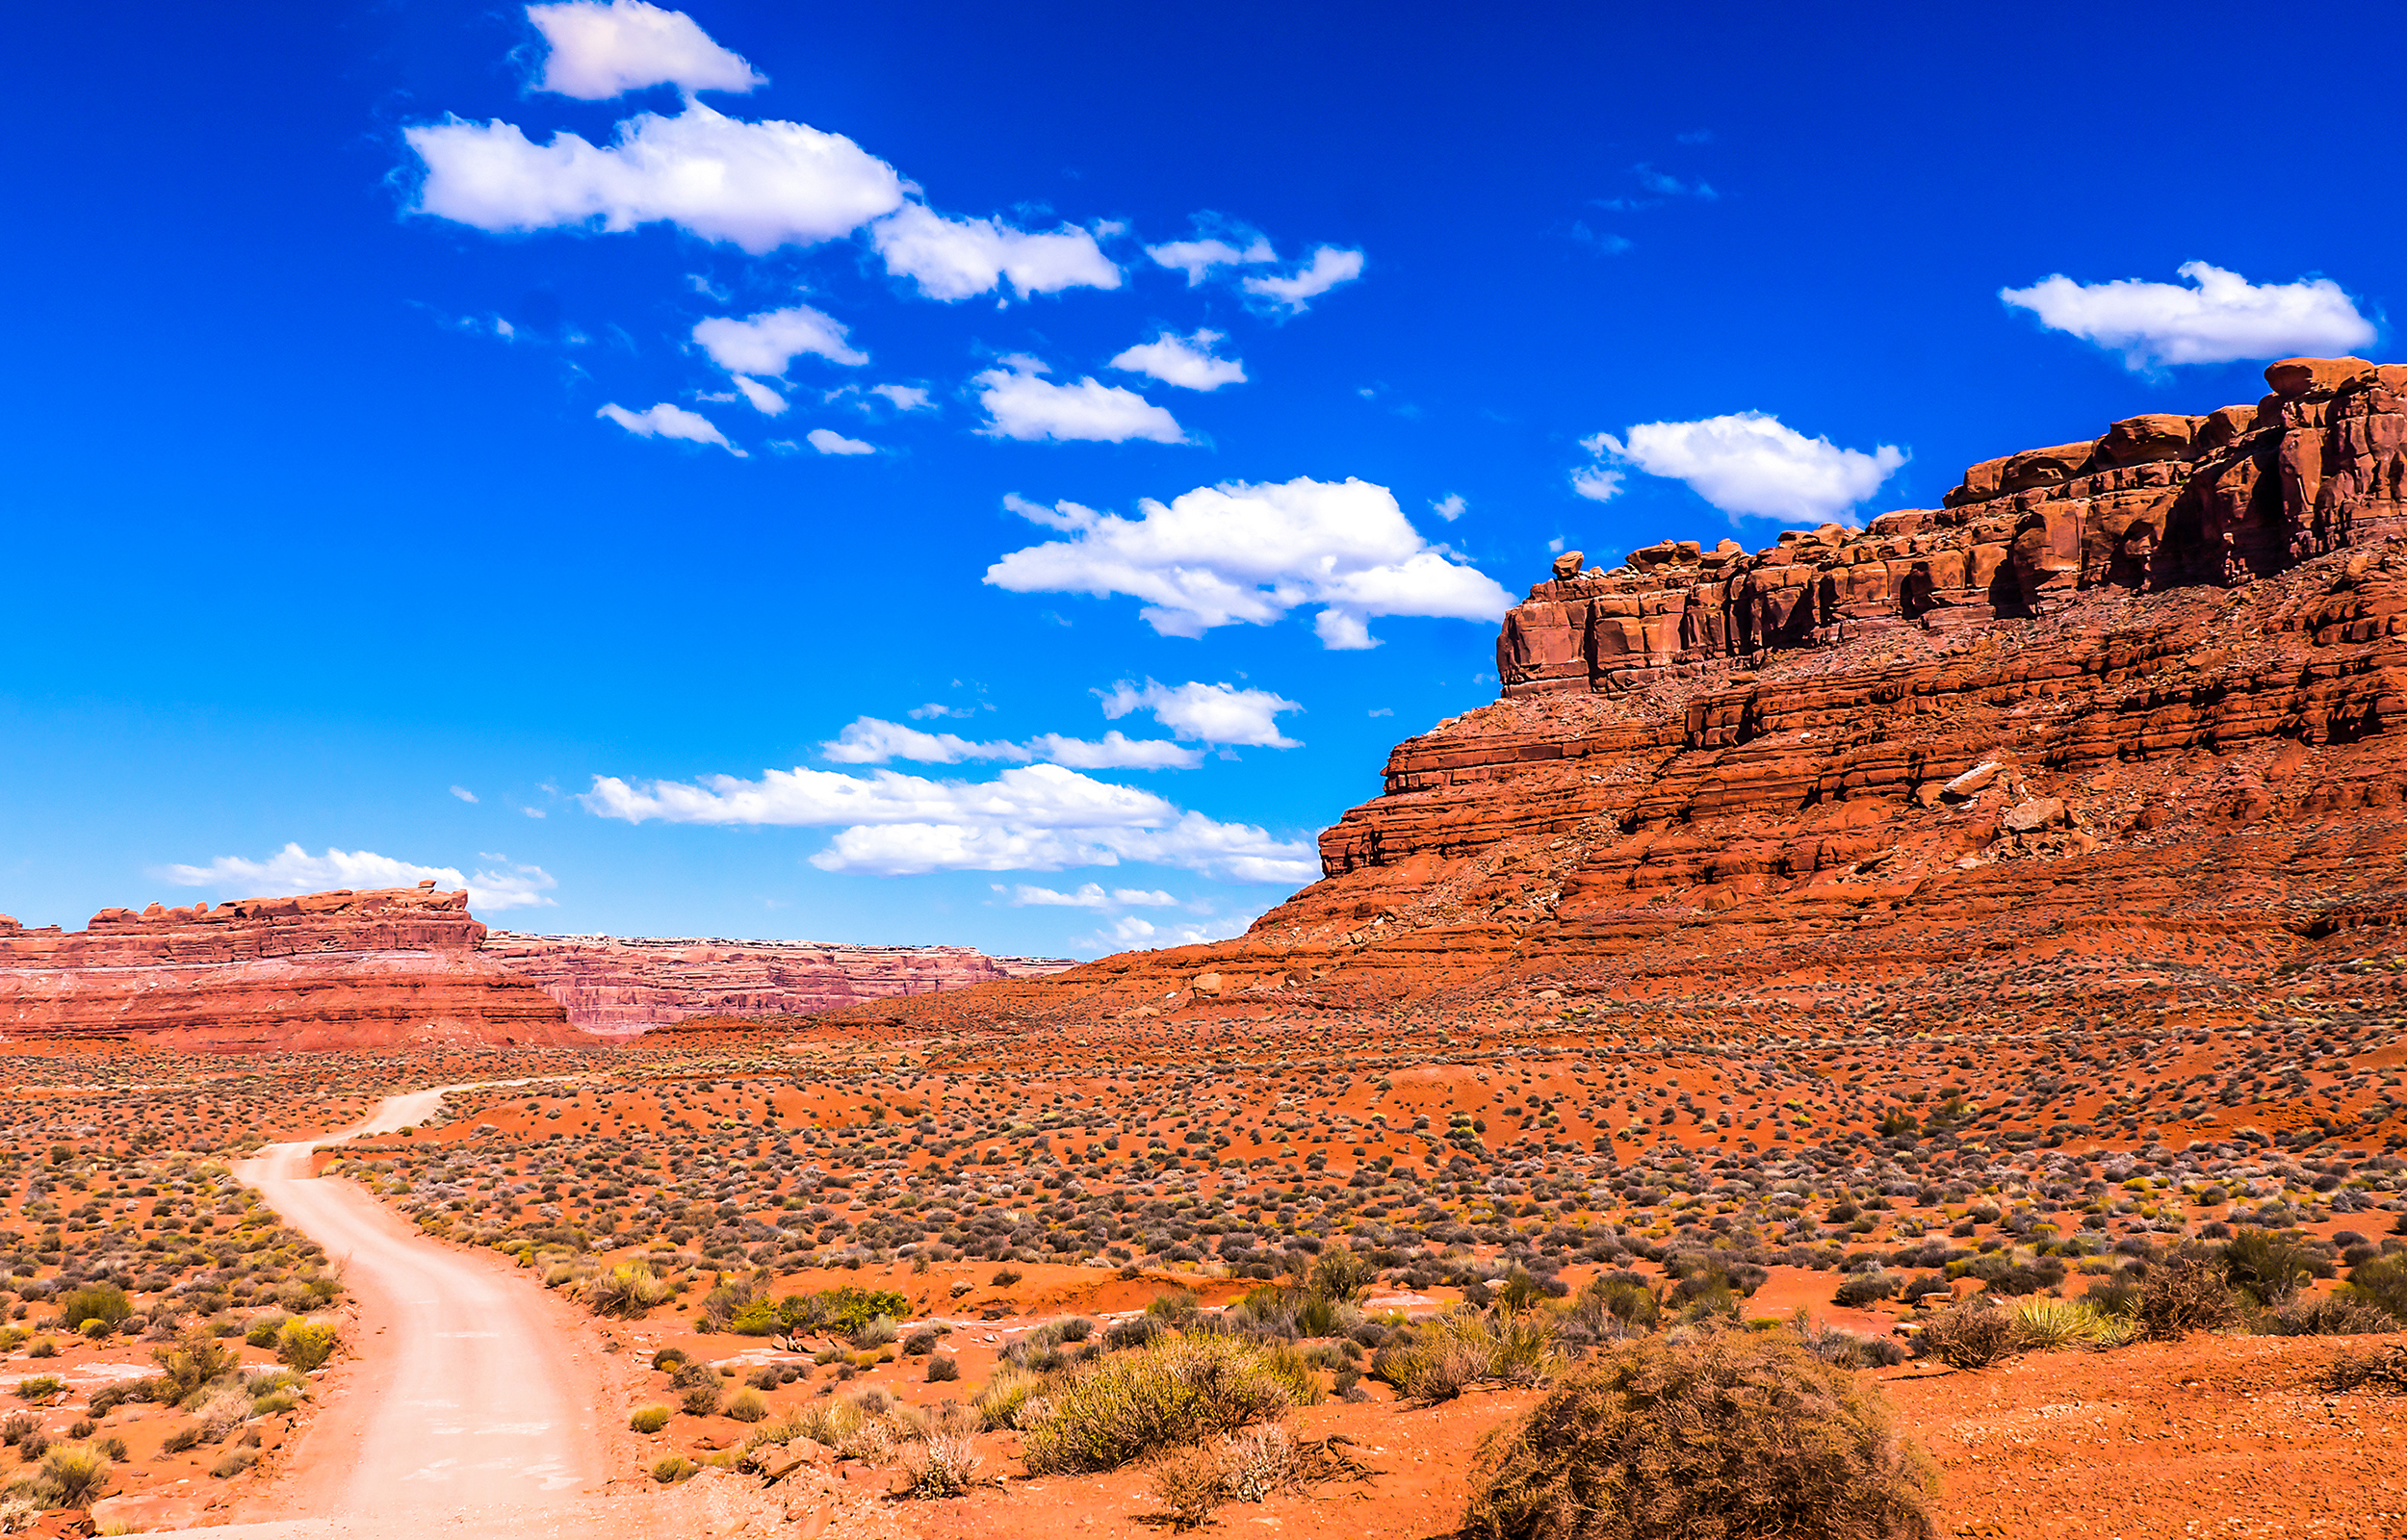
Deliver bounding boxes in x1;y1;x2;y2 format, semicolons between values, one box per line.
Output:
0;884;577;1050
842;355;2407;1032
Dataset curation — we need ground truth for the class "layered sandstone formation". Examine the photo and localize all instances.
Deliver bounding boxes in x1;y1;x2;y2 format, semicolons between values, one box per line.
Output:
0;885;577;1050
836;357;2407;1032
482;933;1073;1032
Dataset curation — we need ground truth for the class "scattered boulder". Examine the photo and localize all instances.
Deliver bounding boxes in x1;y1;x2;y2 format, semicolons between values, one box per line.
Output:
2001;798;2067;834
1939;762;2002;801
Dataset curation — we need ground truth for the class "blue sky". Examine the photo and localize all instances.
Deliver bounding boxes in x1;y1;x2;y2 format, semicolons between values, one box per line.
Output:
3;0;2396;956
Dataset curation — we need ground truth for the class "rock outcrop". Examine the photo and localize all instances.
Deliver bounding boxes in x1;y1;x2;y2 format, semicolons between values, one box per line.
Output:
830;358;2407;1036
482;933;1074;1032
0;885;578;1050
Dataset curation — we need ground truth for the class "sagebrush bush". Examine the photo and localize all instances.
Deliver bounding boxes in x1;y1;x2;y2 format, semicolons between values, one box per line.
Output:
899;1405;983;1499
974;1366;1047;1430
727;1387;768;1423
2265;1295;2396;1337
38;1441;114;1507
1373;1308;1562;1401
52;1284;132;1335
1021;1335;1296;1475
2222;1229;2315;1306
581;1261;674;1320
2344;1253;2407;1323
2138;1245;2241;1341
1913;1300;2016;1369
629;1404;672;1433
1463;1332;1937;1540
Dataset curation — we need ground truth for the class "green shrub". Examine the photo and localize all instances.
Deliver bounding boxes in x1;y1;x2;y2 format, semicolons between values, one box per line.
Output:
727;1388;768;1424
1021;1335;1297;1475
53;1284;132;1336
2222;1229;2314;1306
154;1330;237;1400
2012;1297;2129;1351
13;1375;66;1402
582;1261;674;1320
38;1442;113;1506
1462;1332;1937;1540
1832;1270;1899;1309
652;1454;695;1483
275;1320;339;1372
2343;1253;2407;1323
246;1313;292;1348
630;1405;672;1433
210;1446;255;1479
973;1365;1045;1430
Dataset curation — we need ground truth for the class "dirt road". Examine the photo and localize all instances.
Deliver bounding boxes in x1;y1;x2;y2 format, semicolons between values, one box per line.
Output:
175;1086;612;1536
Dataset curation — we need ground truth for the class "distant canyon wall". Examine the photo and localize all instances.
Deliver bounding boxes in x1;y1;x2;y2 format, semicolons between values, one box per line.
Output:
482;932;1074;1032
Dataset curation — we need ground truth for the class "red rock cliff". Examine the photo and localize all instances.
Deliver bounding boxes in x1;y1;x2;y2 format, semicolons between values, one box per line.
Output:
482;933;1074;1032
0;885;578;1050
836;357;2407;1032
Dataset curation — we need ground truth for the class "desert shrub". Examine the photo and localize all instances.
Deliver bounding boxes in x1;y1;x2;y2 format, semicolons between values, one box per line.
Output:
246;1313;291;1348
161;1424;206;1454
851;1314;900;1349
1104;1315;1164;1351
898;1405;984;1499
13;1375;66;1402
2265;1295;2396;1337
1832;1270;1900;1309
2222;1229;2314;1306
1148;1423;1304;1527
1913;1300;2016;1370
0;1411;38;1446
2343;1253;2407;1323
680;1377;722;1417
36;1441;112;1506
275;1319;339;1371
973;1366;1045;1430
1372;1308;1563;1401
2137;1245;2241;1341
1020;1335;1297;1475
652;1454;695;1483
53;1284;132;1336
991;1268;1023;1288
154;1329;237;1400
581;1261;674;1320
926;1354;960;1383
1253;1342;1325;1407
902;1327;940;1356
2316;1343;2407;1395
2012;1297;2131;1352
779;1287;908;1337
629;1404;672;1433
1796;1315;1907;1370
1462;1332;1937;1540
210;1446;256;1479
1148;1444;1228;1529
726;1387;768;1423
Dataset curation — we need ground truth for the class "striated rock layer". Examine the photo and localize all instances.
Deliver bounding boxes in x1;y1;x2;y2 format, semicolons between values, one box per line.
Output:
0;885;578;1050
835;358;2407;1037
482;933;1074;1033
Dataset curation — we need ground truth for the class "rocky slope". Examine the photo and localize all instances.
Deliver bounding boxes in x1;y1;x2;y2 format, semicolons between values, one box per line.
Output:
481;932;1072;1032
0;884;578;1050
843;356;2407;1038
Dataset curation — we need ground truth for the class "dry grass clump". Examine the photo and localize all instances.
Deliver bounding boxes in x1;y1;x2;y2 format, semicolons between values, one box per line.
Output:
1371;1307;1563;1401
1913;1298;2017;1369
580;1260;674;1319
2316;1343;2407;1396
897;1404;985;1498
1020;1335;1297;1475
1463;1331;1937;1540
1148;1423;1305;1528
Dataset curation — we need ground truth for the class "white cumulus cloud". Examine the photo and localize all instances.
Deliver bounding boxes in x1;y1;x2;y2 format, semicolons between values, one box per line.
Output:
1577;413;1903;526
1108;330;1246;391
1009;882;1110;908
405;99;905;253
730;375;787;414
157;843;558;912
869;383;932;411
1431;493;1466;522
597;400;743;454
986;475;1512;648
1999;260;2377;370
526;0;764;99
973;358;1184;444
821;717;1203;770
691;304;867;374
807;427;875;455
869;204;1121;301
1099;680;1302;748
1242;245;1364;312
582;762;1313;882
1146;233;1277;285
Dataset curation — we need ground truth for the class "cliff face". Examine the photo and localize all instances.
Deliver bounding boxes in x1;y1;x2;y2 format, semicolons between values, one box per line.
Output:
482;933;1074;1032
0;885;578;1050
837;357;2407;1033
